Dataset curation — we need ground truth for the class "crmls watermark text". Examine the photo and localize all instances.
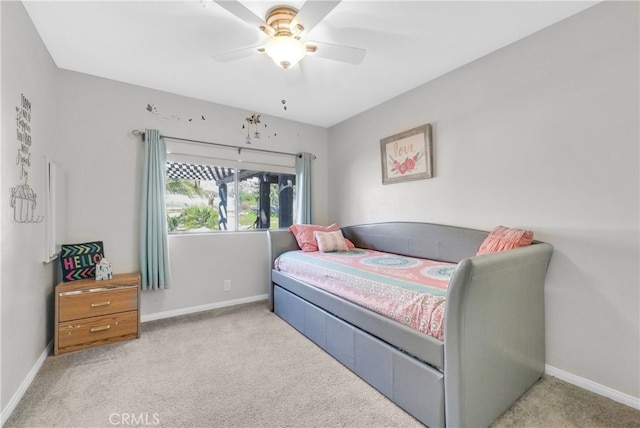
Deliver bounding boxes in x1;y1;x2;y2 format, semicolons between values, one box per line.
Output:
109;413;160;426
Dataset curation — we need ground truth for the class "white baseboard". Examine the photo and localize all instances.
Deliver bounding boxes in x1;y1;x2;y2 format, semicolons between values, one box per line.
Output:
140;294;268;323
1;340;53;426
546;365;640;410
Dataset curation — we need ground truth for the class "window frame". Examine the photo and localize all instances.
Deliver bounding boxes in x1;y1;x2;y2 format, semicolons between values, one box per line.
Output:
165;156;296;234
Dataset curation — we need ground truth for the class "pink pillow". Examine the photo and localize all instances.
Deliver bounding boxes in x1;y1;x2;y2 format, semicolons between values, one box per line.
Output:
476;225;534;255
314;230;349;253
289;223;355;252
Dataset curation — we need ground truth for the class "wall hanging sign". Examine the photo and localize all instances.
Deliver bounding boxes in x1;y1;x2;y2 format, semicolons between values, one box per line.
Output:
380;123;433;185
59;241;104;282
10;93;44;223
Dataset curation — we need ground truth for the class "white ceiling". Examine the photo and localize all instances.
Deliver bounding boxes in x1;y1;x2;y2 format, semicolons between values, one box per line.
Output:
23;0;599;128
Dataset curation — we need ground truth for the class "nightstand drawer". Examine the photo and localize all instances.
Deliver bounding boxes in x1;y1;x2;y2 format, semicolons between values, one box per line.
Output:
58;286;137;322
57;311;138;350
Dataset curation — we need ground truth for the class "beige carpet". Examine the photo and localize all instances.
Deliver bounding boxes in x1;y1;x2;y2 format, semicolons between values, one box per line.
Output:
6;301;640;427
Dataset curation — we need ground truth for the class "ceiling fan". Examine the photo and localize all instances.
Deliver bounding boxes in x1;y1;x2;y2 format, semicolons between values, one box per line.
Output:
212;0;366;69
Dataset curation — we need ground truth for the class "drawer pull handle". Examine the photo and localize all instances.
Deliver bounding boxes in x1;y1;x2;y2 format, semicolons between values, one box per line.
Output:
90;301;111;308
90;325;111;333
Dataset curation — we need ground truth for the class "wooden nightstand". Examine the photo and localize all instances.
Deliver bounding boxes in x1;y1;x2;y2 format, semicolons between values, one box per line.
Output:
54;272;140;356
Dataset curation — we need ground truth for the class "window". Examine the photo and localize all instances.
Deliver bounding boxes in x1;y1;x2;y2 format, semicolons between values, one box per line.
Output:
166;161;296;233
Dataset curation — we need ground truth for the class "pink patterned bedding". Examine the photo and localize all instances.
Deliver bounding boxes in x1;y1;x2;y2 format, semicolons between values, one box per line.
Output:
274;249;457;340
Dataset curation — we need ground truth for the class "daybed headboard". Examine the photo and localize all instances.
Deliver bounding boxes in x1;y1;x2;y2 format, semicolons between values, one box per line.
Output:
341;222;489;263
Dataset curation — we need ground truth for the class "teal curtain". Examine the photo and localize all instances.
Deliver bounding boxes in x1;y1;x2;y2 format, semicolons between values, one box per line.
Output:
140;129;170;290
295;152;313;224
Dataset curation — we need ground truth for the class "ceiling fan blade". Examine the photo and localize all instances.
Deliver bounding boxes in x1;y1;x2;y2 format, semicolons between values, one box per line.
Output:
213;1;274;36
306;41;366;65
291;1;341;36
212;45;263;62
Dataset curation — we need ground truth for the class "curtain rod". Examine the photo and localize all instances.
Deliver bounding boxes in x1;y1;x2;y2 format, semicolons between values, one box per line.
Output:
131;129;315;159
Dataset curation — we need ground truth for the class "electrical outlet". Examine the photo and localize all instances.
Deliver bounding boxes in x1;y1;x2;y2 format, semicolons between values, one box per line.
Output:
223;279;231;292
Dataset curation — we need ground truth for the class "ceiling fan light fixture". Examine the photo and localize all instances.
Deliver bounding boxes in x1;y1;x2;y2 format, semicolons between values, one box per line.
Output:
264;35;305;69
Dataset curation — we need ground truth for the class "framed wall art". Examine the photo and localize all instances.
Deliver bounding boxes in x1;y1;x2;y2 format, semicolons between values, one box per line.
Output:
380;123;433;184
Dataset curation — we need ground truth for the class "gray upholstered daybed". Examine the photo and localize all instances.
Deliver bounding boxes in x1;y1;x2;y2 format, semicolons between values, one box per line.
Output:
267;222;553;427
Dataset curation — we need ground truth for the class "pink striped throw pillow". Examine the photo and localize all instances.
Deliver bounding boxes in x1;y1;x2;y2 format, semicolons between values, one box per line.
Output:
314;230;350;253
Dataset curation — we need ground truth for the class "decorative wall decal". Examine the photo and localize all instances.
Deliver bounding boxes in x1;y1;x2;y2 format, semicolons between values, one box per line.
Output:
244;114;262;144
59;241;104;282
10;185;42;223
10;93;44;223
145;103;181;122
145;103;209;124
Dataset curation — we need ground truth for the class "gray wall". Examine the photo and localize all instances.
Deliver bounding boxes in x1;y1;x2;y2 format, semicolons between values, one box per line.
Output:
328;1;639;400
1;0;59;415
53;70;329;318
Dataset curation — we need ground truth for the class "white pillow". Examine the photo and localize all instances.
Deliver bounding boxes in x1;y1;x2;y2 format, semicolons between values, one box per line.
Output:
313;230;349;253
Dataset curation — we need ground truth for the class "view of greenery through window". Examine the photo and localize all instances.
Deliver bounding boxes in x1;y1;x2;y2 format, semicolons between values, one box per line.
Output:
166;163;295;233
